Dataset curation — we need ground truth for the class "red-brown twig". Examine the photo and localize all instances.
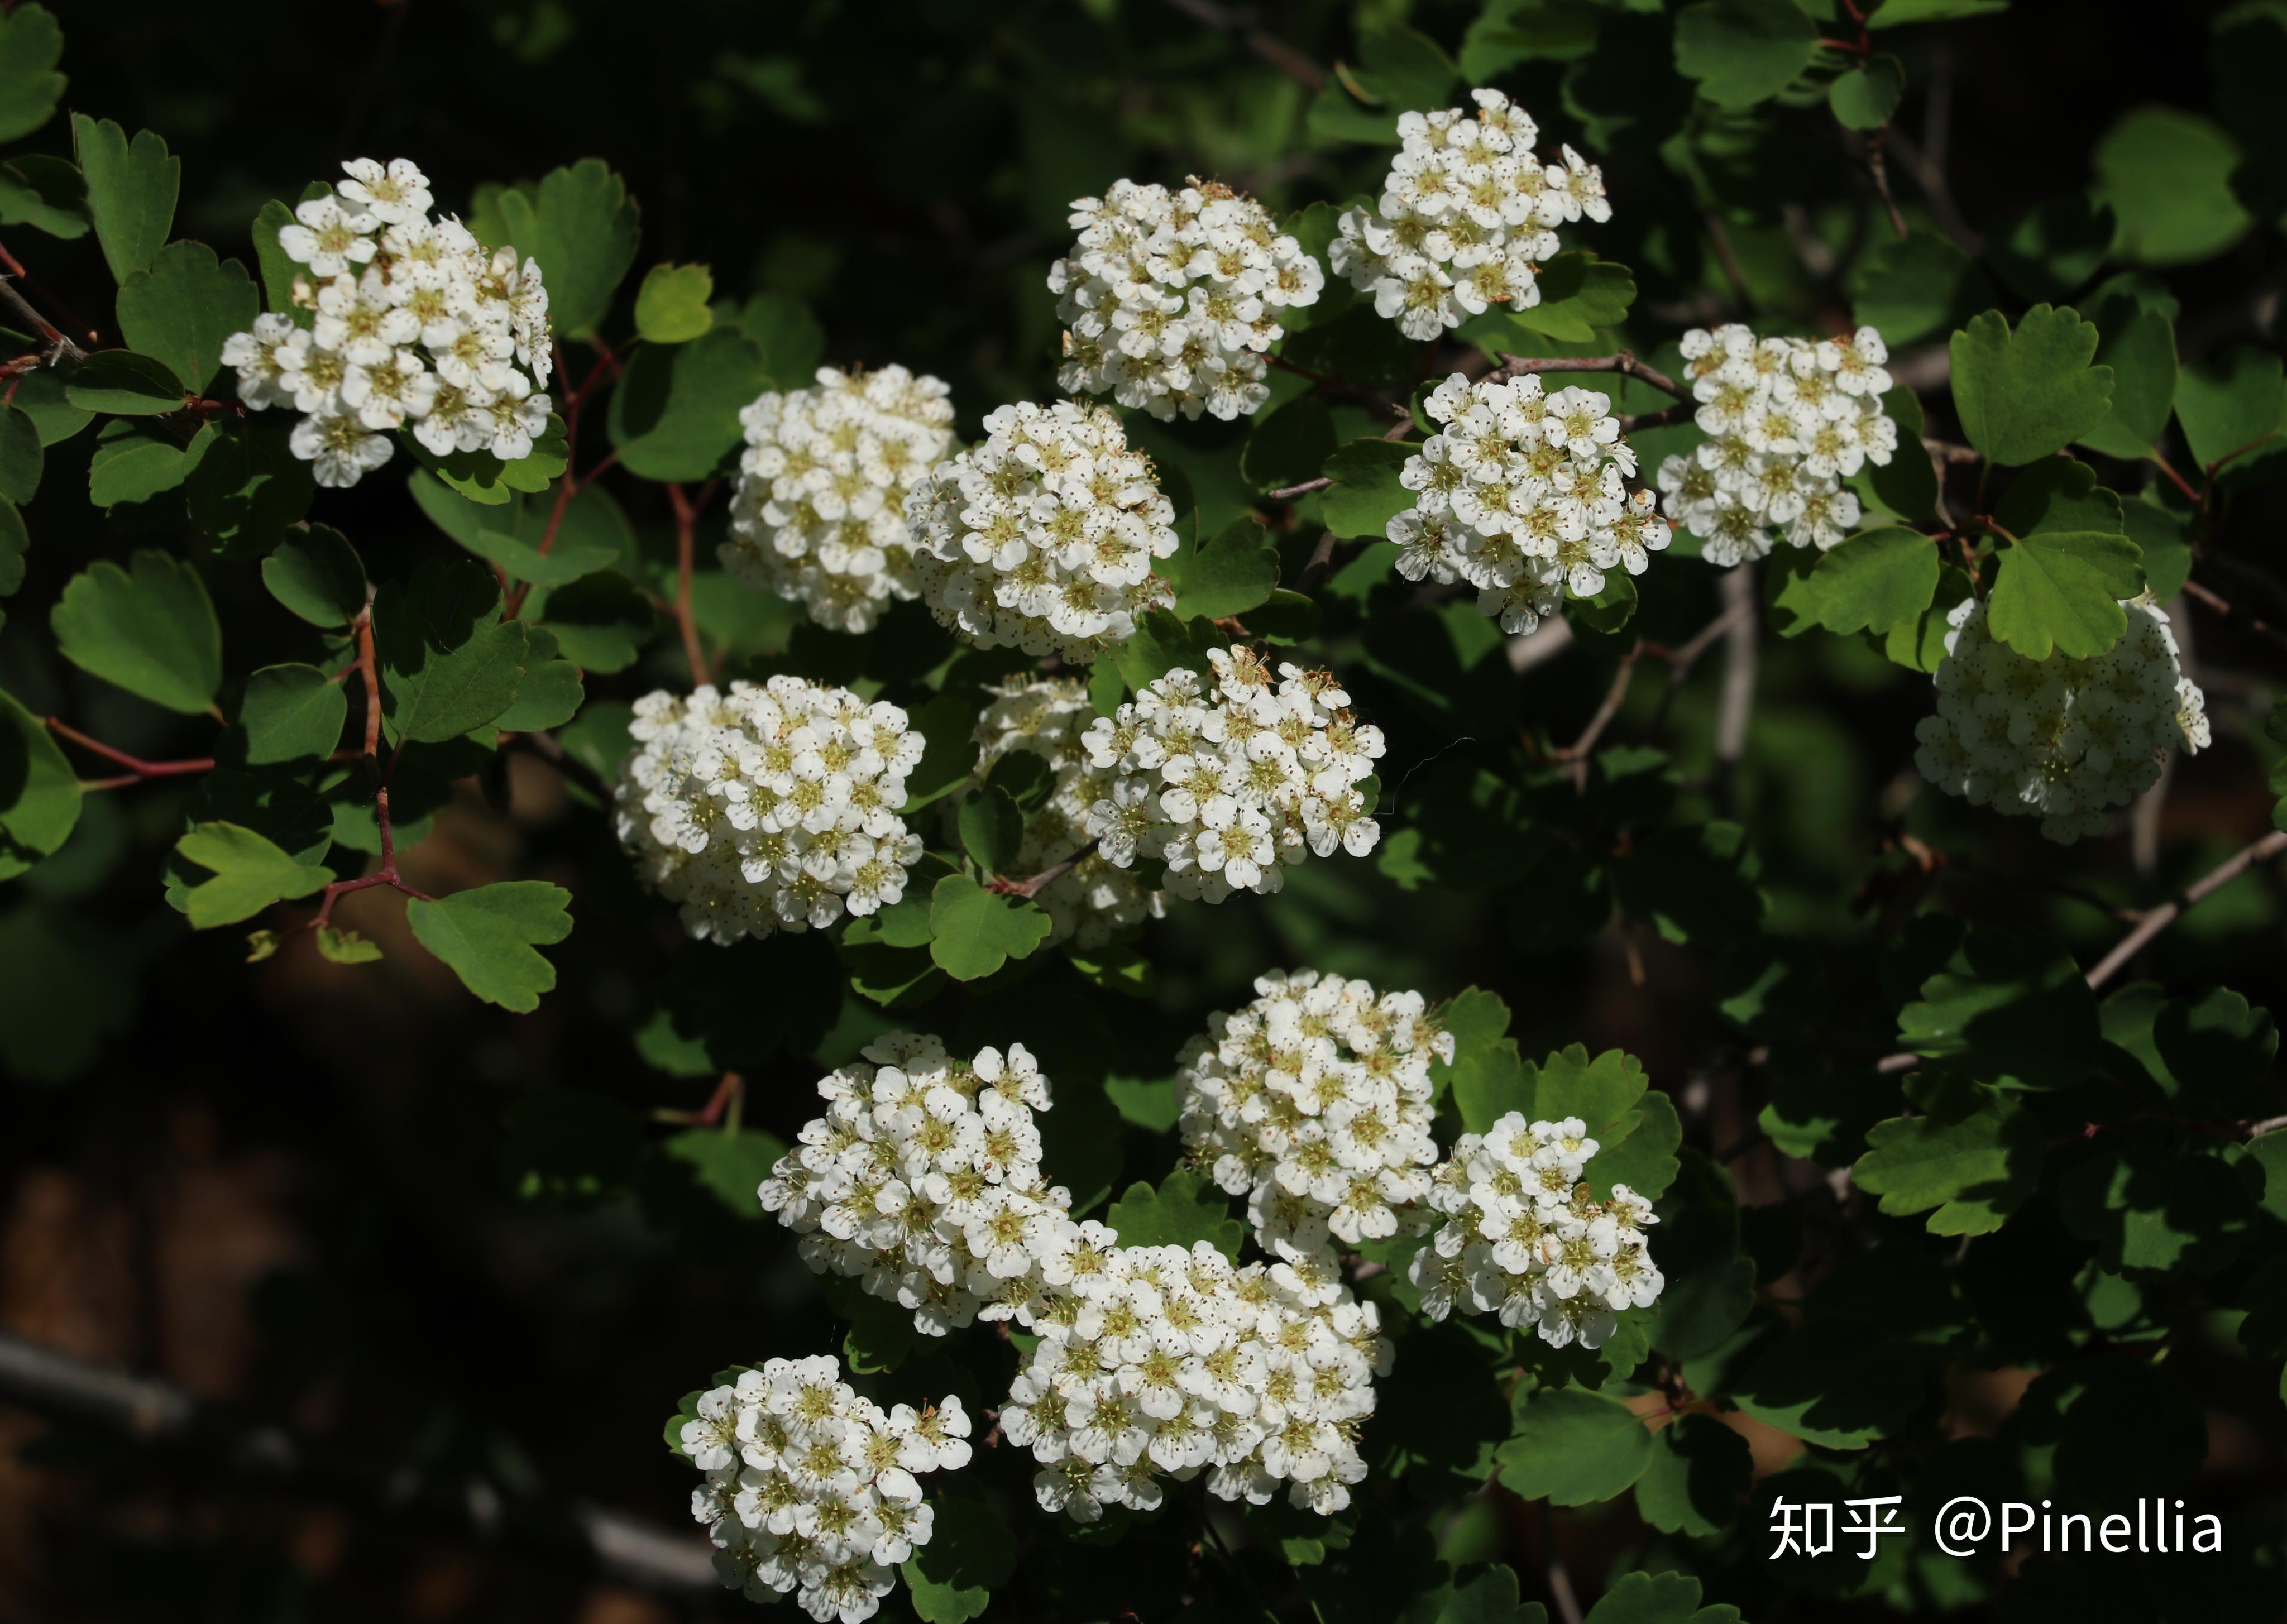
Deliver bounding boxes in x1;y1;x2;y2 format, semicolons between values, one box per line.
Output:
988;839;1098;899
2183;577;2287;657
310;601;430;928
666;481;716;684
1496;351;1690;403
1155;0;1327;90
45;718;215;782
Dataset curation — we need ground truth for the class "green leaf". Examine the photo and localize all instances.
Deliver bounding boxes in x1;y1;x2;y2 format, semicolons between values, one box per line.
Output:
1580;1570;1739;1624
1984;193;2116;305
1829;54;1903;129
185;419;315;557
1633;1413;1750;1539
1460;0;1601;82
315;926;381;964
1104;1167;1244;1260
1853;1101;2047;1234
87;419;210;507
1712;935;1827;1038
958;784;1026;875
1863;384;1936;525
0;155;88;240
1898;926;2099;1090
12;367;91;445
1866;0;2007;23
114;242;259;395
2075;277;2178;460
1241;394;1336;492
2059;1139;2254;1278
63;349;186;415
492;625;582;732
1321;437;1419;540
1171;517;1279;621
1949;305;2114;467
1496;1386;1653;1505
376;558;530;744
0;5;66;143
51;550;222;714
733;292;826;389
1987;530;2142;660
0;688;80;880
250;197;312;321
1673;0;1819;109
406;881;573;1012
903;1494;1020;1624
537;572;657;672
633;262;715;344
0;499;23;598
607;327;769;481
235;664;346;766
649;1126;788;1225
69;116;179;283
1730;1320;1921;1448
2092;106;2251;266
1847;230;1994;349
2174;345;2283;473
494;159;640;339
926;873;1051;980
1111;609;1224;693
174;821;332;928
1467;252;1637;344
262;524;369;627
1804;526;1937;636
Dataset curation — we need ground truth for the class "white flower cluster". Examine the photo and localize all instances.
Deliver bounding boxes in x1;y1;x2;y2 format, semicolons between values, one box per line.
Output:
682;1354;970;1623
1001;1238;1389;1520
1913;596;2211;844
1410;1114;1663;1350
972;679;1165;946
1050;178;1323;423
723;365;959;634
1175;970;1449;1256
1328;88;1608;341
1082;648;1384;902
615;679;926;943
760;1034;1078;1336
1654;323;1900;562
907;400;1181;662
220;157;551;490
1388;371;1669;636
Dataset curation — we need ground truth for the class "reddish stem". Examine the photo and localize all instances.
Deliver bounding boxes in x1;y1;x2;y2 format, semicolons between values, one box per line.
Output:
45;717;214;779
667;481;716;685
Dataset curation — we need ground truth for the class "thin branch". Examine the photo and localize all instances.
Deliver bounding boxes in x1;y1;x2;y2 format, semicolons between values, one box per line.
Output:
0;236;93;356
1864;133;1910;241
1923;437;1981;465
1644;593;1753;731
2084;829;2287;990
1698;208;1754;312
0;1330;716;1595
500;727;614;801
2183;576;2287;657
989;838;1099;899
45;718;214;779
1270;476;1331;500
666;481;714;686
1882;125;1979;252
1156;0;1327;90
1536;1501;1585;1624
1495;351;1689;403
1551;641;1640;769
1710;566;1759;812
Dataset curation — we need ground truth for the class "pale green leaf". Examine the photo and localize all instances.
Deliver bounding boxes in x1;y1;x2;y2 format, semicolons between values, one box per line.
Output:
406;880;573;1012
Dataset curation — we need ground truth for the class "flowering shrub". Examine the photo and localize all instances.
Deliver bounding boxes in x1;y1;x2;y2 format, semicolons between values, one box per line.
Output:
7;4;2287;1623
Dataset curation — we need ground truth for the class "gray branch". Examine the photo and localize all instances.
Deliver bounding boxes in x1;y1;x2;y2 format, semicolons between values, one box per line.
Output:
0;1331;719;1597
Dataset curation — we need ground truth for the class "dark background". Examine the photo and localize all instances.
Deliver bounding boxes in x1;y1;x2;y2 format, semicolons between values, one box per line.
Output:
2;1;2283;1620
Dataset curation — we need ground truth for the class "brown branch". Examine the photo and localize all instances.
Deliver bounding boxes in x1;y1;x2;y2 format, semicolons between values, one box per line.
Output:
1924;437;1981;465
1155;0;1327;90
1882;125;1979;252
0;236;93;357
1709;566;1759;813
1269;476;1332;500
988;839;1099;900
1864;133;1910;242
45;718;214;780
1551;641;1640;772
2183;576;2287;657
1496;351;1690;404
666;481;714;686
2084;829;2287;990
500;727;615;801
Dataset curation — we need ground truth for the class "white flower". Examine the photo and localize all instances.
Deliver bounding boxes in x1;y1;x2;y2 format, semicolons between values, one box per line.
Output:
1654;323;1898;562
1410;1112;1663;1349
1386;371;1669;638
1177;969;1453;1253
964;678;1165;946
1051;177;1322;422
723;365;959;633
219;156;553;490
1914;594;2208;844
1080;648;1384;902
682;1352;956;1623
1329;88;1604;339
907;399;1181;662
613;678;926;943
